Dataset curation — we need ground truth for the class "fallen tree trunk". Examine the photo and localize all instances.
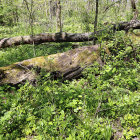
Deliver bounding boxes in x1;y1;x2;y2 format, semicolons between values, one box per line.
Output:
0;20;140;48
0;45;103;85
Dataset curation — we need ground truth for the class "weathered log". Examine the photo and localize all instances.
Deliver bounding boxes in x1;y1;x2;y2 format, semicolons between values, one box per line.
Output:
0;20;140;48
0;45;103;85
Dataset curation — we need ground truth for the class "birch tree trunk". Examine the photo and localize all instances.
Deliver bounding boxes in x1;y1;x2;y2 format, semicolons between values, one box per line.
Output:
0;20;140;48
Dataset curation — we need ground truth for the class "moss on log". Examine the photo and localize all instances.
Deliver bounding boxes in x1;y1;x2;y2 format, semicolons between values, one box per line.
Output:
0;45;103;85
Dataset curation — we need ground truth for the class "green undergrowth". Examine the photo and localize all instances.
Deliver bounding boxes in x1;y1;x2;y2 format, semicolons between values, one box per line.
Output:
0;42;75;67
0;23;88;67
0;33;140;140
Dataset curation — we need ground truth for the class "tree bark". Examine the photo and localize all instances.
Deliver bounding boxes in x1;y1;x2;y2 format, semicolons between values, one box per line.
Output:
56;0;62;32
0;45;103;85
130;0;138;20
93;0;99;45
0;20;140;48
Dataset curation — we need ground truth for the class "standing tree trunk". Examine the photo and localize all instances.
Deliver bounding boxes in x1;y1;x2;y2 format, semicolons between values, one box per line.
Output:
0;0;4;25
130;0;138;20
93;0;99;45
44;0;48;21
49;0;53;20
23;0;35;35
56;0;62;32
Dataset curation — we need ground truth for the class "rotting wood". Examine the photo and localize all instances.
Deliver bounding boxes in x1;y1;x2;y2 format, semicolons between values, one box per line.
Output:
0;45;103;85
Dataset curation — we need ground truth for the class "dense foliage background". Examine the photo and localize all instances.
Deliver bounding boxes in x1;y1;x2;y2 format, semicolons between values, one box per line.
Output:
0;0;140;139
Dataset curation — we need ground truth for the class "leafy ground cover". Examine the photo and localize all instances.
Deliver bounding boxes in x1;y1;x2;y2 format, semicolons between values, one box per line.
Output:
0;26;140;140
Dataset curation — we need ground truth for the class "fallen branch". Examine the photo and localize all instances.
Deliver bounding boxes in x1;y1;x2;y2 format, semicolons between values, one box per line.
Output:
0;20;140;48
0;45;103;85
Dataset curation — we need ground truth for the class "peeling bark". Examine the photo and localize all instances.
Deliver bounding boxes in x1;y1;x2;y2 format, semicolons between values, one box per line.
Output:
0;45;103;85
0;20;140;48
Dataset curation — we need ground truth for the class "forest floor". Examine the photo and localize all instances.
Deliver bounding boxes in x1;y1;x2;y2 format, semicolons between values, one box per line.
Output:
0;26;140;140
